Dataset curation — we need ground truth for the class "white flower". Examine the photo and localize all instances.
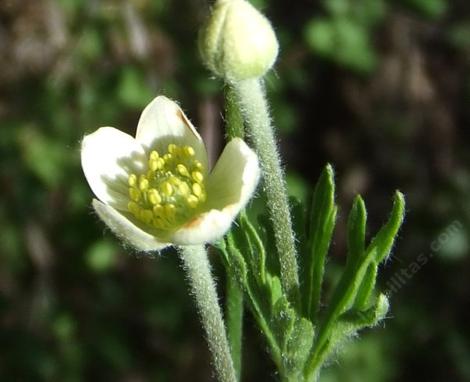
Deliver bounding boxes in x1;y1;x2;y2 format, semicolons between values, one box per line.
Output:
81;96;260;251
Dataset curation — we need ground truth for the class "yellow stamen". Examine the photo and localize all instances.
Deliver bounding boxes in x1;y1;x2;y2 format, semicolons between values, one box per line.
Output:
148;189;161;205
161;182;173;197
127;143;207;230
129;188;141;202
139;177;149;191
168;144;177;154
192;183;202;197
187;195;198;208
177;164;190;177
128;174;137;187
192;171;204;184
184;146;195;157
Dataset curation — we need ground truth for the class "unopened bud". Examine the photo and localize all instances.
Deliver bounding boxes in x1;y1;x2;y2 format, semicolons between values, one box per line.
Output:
199;0;279;81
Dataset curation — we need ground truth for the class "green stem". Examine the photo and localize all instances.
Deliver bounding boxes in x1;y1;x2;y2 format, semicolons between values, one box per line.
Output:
179;245;237;382
224;85;245;139
226;275;244;380
231;78;300;303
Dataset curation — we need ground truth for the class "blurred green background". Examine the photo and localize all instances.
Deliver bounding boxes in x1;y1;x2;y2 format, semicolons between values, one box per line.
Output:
1;0;469;380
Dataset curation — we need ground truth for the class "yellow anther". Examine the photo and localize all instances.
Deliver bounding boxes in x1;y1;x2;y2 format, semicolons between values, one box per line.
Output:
127;143;207;230
177;164;190;177
161;182;173;197
192;183;203;197
128;174;137;187
148;189;162;205
139;177;149;191
153;204;163;216
179;181;190;196
169;176;181;186
140;209;153;224
129;188;141;202
150;150;159;160
183;146;195;157
199;191;207;202
165;204;176;215
168;144;177;154
148;159;158;171
187;195;199;208
192;171;204;183
128;201;139;214
156;158;165;170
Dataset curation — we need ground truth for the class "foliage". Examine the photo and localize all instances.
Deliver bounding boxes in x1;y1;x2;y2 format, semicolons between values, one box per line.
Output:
0;0;469;381
216;165;404;380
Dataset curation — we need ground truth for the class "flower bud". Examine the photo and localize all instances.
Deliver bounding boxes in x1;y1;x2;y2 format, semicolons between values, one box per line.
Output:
199;0;279;81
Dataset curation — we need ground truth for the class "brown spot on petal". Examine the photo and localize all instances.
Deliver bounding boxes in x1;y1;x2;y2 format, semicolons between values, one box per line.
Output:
183;214;204;229
176;108;200;139
182;203;237;230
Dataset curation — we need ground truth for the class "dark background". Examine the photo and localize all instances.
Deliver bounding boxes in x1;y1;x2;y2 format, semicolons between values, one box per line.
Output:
1;0;469;381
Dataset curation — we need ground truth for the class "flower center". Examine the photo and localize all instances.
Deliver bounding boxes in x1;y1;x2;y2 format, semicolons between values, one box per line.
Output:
127;143;206;231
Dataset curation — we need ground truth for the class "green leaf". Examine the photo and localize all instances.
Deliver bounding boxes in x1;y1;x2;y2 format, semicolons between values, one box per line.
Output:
353;263;377;310
367;191;406;264
86;240;118;273
221;230;282;369
271;297;315;379
117;67;153;109
347;195;367;266
239;213;267;285
225;234;249;287
304;193;405;378
303;164;337;321
285;318;315;377
304;19;336;57
402;0;447;19
305;294;389;379
272;296;297;350
266;274;283;310
323;0;350;16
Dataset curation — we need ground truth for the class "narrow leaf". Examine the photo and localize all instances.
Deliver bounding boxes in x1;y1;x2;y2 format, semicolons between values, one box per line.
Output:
240;213;267;284
305;193;405;377
347;195;367;265
303;164;337;321
368;191;405;263
305;294;389;379
353;263;377;310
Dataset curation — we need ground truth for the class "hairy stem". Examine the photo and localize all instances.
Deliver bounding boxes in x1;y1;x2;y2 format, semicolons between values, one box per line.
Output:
226;275;244;380
224;85;245;139
231;78;300;303
179;245;237;382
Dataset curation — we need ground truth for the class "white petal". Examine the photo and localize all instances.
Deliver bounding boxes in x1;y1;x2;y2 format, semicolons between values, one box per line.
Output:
170;138;260;245
206;138;260;210
81;127;146;209
169;208;235;245
93;199;170;251
135;96;208;169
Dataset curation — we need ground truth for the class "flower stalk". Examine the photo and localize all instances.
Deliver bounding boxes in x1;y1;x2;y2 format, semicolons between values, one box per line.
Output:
225;274;243;380
231;78;300;304
179;245;237;382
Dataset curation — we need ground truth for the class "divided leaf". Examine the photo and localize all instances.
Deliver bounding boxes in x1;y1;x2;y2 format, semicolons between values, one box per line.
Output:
272;296;315;378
